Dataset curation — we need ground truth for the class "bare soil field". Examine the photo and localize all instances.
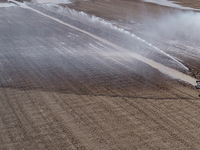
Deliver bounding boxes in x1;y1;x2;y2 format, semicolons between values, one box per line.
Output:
1;0;200;149
1;87;200;150
169;0;200;9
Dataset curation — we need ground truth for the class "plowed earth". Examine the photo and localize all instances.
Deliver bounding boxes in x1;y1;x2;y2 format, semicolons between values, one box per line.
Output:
1;1;200;149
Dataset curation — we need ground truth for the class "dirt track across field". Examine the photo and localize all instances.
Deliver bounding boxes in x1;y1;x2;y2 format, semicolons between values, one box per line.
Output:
1;0;200;149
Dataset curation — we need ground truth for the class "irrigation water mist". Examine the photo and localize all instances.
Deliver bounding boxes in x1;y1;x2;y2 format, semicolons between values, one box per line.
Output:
31;2;188;70
144;11;200;43
10;0;196;85
142;9;200;66
101;52;196;85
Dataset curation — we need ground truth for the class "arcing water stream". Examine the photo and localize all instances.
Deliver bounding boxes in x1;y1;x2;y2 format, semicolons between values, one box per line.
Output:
33;3;188;71
9;0;196;85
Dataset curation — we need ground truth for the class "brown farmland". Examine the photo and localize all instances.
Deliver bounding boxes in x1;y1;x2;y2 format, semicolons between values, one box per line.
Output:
1;0;200;149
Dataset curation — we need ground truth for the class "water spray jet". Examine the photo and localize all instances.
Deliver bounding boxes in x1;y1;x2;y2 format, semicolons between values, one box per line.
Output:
10;0;195;85
34;3;188;71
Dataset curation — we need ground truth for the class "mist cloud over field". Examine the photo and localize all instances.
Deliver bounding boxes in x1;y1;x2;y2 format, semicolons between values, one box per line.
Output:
144;10;200;42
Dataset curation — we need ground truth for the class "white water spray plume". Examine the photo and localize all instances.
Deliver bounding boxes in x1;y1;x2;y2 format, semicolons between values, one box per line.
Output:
31;2;189;70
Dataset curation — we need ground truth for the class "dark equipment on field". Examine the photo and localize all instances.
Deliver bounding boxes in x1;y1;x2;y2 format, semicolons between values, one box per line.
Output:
195;81;200;89
195;80;200;97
